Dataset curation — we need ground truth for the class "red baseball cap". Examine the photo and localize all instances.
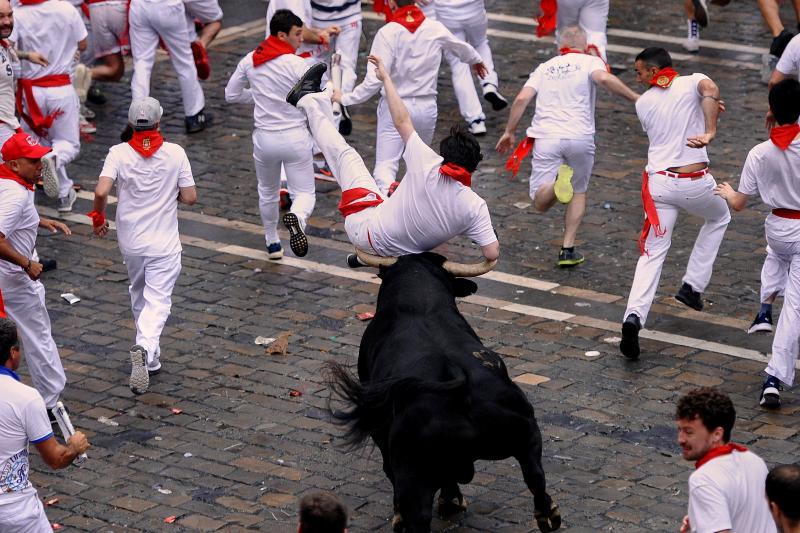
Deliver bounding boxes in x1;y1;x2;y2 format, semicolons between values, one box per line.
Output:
1;132;51;161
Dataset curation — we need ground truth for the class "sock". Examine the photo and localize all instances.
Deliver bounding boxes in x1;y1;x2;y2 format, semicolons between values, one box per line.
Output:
759;303;773;316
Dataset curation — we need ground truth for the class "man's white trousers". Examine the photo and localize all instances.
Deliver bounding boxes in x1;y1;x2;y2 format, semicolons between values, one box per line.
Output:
764;237;800;386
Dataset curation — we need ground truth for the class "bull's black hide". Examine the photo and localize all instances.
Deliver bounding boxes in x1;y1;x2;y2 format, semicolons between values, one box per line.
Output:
329;253;560;533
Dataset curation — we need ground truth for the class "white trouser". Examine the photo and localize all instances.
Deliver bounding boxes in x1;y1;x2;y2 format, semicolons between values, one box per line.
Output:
0;273;66;409
315;16;362;94
22;85;79;199
253;127;315;245
298;91;380;250
623;172;731;325
0;123;16;163
439;9;498;123
765;237;800;386
129;0;205;117
556;0;609;61
760;244;788;302
529;136;595;197
374;95;437;195
125;252;181;369
0;490;51;533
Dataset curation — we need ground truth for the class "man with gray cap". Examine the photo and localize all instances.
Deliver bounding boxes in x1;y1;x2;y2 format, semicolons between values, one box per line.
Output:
89;97;197;395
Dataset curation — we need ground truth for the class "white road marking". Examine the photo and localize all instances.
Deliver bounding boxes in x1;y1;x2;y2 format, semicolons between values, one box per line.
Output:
44;205;791;368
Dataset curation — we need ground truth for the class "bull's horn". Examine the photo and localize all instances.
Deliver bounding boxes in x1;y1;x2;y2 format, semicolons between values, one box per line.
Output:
442;258;497;277
355;248;398;267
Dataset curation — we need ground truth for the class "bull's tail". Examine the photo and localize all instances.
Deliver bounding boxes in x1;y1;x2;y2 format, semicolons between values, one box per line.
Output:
325;361;467;449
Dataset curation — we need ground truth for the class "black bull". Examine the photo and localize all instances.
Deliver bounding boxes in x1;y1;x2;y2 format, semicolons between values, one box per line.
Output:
328;253;561;532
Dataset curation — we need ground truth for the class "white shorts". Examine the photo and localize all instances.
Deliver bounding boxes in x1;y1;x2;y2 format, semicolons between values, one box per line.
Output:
0;490;51;533
529;137;596;197
183;0;223;23
89;1;130;58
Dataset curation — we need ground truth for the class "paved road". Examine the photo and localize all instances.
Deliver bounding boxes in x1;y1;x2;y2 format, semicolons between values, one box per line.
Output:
19;0;800;531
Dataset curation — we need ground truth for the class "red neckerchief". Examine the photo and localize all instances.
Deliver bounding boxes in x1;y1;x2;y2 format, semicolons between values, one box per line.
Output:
536;0;557;38
0;40;8;49
338;187;384;217
252;35;296;67
373;0;393;21
505;137;534;177
0;164;34;191
559;47;583;55
128;130;164;158
649;67;680;89
390;5;425;33
770;123;800;151
439;163;472;187
695;443;747;469
18;0;47;4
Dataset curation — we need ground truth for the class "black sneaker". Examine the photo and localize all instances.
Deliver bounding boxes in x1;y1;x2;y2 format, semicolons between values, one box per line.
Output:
770;29;795;57
346;253;366;268
185;109;212;134
620;313;641;360
557;248;584;267
339;105;352;136
286;62;327;107
675;282;703;311
759;378;781;409
87;85;107;105
692;0;709;27
747;311;773;334
283;212;308;257
482;87;508;111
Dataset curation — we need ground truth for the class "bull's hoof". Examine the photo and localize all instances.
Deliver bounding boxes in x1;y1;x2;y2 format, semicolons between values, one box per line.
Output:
534;504;561;532
437;495;468;517
391;512;404;531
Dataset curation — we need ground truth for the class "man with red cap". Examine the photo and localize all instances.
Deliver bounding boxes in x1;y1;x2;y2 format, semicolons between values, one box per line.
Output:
0;131;71;412
90;97;197;396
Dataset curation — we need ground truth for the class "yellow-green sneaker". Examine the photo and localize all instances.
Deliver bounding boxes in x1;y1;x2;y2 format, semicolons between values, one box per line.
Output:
557;248;584;267
554;164;574;204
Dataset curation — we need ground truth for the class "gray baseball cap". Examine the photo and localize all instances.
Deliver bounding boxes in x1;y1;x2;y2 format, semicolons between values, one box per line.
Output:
128;97;163;130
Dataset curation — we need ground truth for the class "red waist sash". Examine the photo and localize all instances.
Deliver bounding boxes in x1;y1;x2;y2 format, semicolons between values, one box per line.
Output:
15;74;71;137
338;187;384;217
772;208;800;219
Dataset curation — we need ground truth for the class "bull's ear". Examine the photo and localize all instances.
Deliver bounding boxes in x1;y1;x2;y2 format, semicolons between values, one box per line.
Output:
452;278;478;297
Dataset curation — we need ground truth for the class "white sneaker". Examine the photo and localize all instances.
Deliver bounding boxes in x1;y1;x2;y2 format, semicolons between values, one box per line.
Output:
41;152;59;198
468;119;487;136
129;345;150;395
57;188;77;213
683;19;700;53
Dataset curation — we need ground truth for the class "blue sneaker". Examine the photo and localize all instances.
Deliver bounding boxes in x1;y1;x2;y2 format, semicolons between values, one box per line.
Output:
759;376;781;409
748;310;773;334
267;242;283;260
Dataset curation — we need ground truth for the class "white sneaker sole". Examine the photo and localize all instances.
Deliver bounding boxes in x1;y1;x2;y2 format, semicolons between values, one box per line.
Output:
747;322;773;334
41;155;59;198
129;346;149;395
759;386;780;408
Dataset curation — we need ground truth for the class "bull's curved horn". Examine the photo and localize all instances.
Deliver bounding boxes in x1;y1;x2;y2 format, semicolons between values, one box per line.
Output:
355;248;398;267
442;258;497;277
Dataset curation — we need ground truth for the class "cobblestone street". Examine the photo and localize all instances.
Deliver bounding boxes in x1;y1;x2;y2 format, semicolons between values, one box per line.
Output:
17;0;800;530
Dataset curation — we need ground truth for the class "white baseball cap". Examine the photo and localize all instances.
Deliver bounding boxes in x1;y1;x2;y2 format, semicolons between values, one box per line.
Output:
128;97;163;130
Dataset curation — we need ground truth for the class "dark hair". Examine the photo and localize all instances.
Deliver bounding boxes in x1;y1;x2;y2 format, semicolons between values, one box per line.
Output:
769;78;800;126
439;124;483;173
299;492;348;533
0;318;18;366
766;464;800;521
635;47;672;69
676;388;736;442
270;9;303;37
395;0;416;6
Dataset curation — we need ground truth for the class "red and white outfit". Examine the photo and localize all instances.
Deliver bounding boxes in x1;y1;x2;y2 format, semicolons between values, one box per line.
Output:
687;444;776;533
311;0;362;95
265;0;322;60
99;133;194;372
298;91;496;255
436;0;499;125
0;41;21;159
129;0;205;117
0;172;66;409
11;0;86;200
87;0;130;59
537;0;609;61
738;126;800;386
0;367;55;533
225;38;316;248
521;50;607;197
340;5;482;195
623;70;730;326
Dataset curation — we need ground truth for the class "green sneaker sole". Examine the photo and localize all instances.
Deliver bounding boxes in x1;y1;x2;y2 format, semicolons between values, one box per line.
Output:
557;257;585;267
554;164;574;204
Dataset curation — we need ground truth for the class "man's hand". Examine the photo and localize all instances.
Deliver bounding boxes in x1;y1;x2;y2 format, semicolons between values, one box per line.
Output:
24;260;42;281
332;89;343;103
472;62;488;79
39;219;71;236
67;431;90;455
679;515;690;533
714;181;734;200
368;55;388;82
93;221;110;238
686;132;714;148
318;25;341;43
22;51;49;66
496;132;515;154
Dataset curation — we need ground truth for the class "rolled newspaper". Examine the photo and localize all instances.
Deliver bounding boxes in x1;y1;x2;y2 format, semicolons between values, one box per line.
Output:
51;402;87;464
331;51;343;118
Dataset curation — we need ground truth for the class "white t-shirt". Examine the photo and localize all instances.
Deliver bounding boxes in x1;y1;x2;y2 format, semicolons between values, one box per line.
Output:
0;371;53;509
524;53;607;140
0;180;38;277
0;45;20;129
266;0;313;29
225;51;310;131
688;450;776;533
11;0;87;78
342;18;482;105
739;137;800;242
636;73;710;174
100;142;195;257
435;0;484;21
776;33;800;76
310;0;362;23
368;132;496;256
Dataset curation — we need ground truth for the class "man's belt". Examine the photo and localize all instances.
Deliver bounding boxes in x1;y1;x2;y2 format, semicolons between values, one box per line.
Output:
655;167;709;179
310;0;360;13
772;208;800;219
15;74;71;137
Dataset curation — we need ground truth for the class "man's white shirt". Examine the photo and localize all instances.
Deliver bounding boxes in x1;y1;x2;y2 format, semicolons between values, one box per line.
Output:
524;53;607;140
776;33;800;76
341;18;482;105
635;73;710;174
266;0;313;28
367;132;496;256
100;142;195;257
310;0;361;23
0;181;38;277
0;45;20;129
